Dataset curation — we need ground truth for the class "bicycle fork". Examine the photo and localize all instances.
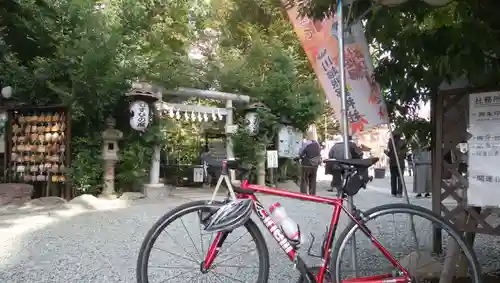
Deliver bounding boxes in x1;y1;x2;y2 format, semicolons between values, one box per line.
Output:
201;232;228;272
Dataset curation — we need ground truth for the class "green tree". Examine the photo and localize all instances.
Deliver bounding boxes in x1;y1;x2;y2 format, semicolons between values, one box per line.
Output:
0;0;200;194
204;0;325;167
297;1;500;137
316;102;340;142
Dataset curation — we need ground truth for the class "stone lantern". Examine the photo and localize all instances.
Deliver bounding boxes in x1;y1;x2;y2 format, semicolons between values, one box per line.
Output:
100;117;123;199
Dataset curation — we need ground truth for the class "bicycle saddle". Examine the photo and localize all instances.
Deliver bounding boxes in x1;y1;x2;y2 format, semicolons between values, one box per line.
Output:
324;157;379;168
224;159;253;172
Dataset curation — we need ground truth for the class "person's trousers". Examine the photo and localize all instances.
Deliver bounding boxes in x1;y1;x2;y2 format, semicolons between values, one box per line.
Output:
330;170;342;190
300;166;318;195
390;165;404;196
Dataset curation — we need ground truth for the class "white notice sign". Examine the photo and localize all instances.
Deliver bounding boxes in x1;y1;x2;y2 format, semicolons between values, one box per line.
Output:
277;126;303;158
193;167;204;183
467;91;500;207
267;150;279;168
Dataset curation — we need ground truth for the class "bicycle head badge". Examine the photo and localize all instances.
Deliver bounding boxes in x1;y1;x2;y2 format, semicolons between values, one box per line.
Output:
204;199;253;233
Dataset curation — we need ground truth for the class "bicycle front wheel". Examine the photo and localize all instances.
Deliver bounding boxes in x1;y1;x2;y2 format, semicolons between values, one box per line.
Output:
331;203;482;283
137;200;270;283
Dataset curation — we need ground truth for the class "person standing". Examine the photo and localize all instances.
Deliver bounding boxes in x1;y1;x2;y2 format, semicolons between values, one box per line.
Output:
327;136;363;192
299;132;322;195
385;134;406;198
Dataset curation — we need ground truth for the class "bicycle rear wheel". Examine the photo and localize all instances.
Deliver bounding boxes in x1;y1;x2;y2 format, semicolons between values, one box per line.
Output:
137;200;270;283
331;203;481;283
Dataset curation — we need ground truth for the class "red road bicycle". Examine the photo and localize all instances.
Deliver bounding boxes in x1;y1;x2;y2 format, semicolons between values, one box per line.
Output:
137;158;481;283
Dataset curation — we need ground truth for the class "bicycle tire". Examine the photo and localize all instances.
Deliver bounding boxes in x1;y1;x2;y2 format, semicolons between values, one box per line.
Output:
136;200;270;283
331;203;482;283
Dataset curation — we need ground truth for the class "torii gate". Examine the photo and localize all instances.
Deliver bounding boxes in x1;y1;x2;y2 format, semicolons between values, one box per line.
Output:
128;83;250;193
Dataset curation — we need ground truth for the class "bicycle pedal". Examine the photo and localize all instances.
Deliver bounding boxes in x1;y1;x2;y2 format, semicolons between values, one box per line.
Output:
306;233;323;258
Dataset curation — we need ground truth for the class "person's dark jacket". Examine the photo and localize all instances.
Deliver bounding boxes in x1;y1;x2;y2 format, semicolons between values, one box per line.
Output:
329;141;363;160
386;138;406;168
300;141;321;167
325;141;362;175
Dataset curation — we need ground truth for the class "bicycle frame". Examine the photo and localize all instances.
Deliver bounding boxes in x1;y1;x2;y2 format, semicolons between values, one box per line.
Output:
203;179;411;283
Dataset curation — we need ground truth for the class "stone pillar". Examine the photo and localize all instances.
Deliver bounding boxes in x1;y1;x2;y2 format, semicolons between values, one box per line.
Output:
144;99;165;194
225;100;234;159
225;100;236;181
100;117;123;199
257;145;266;185
102;159;118;198
148;144;162;186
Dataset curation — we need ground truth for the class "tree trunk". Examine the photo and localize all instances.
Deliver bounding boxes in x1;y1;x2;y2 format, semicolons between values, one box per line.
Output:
440;207;480;283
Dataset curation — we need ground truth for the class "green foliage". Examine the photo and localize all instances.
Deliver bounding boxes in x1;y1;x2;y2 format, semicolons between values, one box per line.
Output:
297;0;500;143
204;0;325;166
163;119;205;165
232;108;280;166
116;140;152;192
395;117;432;152
0;0;198;195
316;102;340;141
69;137;103;194
2;0;328;193
217;38;324;164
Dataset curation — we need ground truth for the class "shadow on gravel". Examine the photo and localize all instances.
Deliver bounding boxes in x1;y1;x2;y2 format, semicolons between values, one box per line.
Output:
0;199;186;283
0;188;499;283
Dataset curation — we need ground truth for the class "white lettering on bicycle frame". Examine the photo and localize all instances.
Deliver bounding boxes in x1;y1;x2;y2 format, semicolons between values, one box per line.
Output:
254;201;295;255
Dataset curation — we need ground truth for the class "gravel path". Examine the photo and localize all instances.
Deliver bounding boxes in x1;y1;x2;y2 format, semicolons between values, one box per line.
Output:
0;175;499;282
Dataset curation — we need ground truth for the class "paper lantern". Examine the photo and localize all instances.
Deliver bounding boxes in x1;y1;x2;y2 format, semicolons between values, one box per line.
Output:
129;101;150;131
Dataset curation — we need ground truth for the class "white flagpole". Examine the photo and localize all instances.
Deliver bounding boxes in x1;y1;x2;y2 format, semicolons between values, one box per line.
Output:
337;0;359;276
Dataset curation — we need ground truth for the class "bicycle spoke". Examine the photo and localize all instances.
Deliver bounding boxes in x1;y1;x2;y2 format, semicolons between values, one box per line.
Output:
150;265;198;270
210;270;245;282
164;230;199;262
183;271;202;283
209;271;225;283
140;202;264;283
216;264;258;269
159;270;192;282
153;247;198;264
214;247;256;266
199;212;204;260
336;207;481;283
181;217;201;258
216;231;250;257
